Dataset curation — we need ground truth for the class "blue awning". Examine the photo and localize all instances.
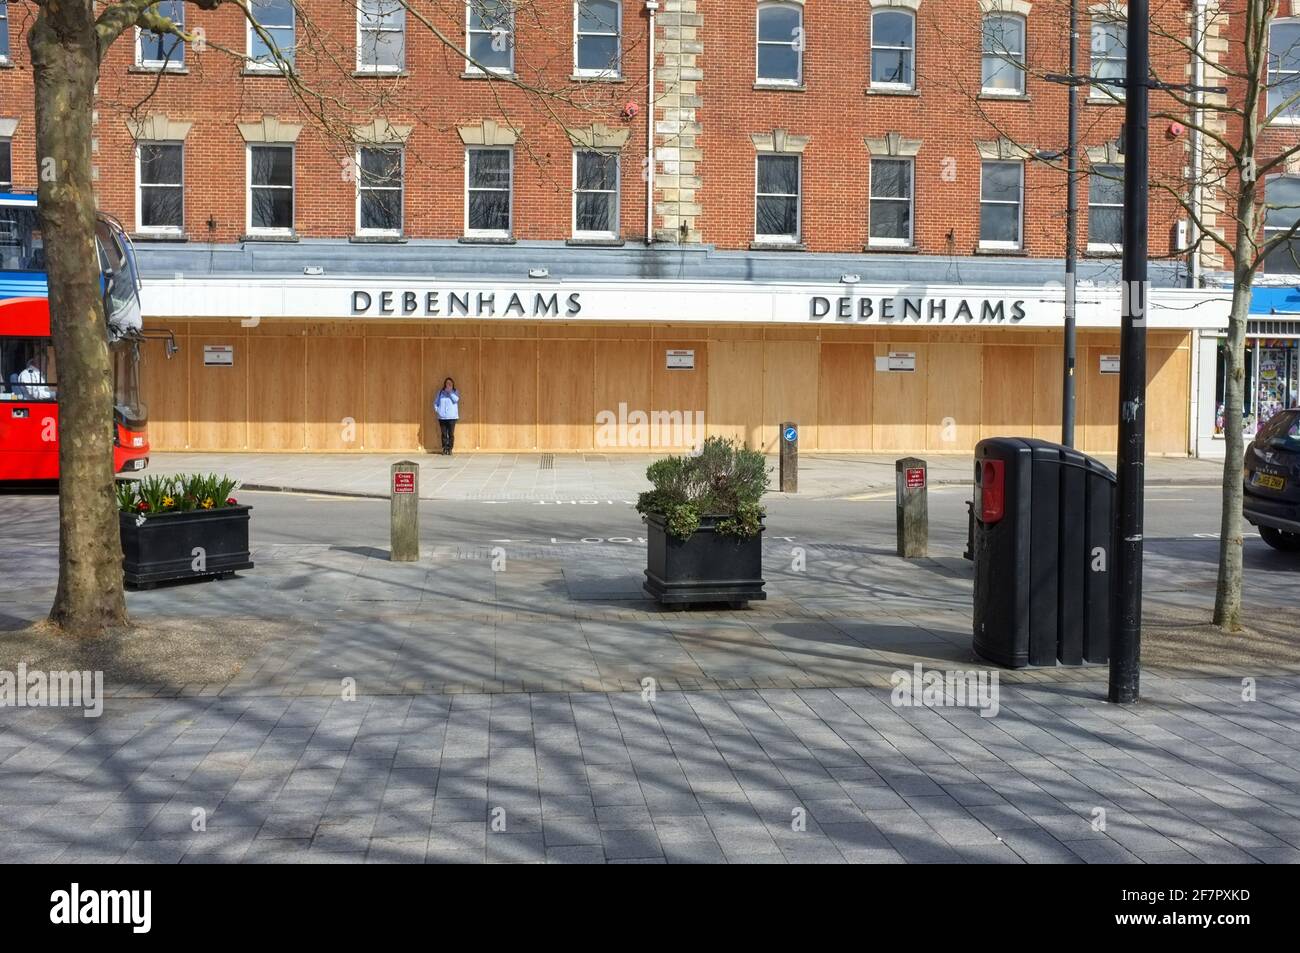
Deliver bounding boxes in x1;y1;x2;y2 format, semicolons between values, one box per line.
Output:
1251;285;1300;315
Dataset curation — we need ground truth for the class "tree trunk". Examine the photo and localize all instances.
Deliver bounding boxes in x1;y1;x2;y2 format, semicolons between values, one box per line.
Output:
30;6;129;635
1213;261;1254;633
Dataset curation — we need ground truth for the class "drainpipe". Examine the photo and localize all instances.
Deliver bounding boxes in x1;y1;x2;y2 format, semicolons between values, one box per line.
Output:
645;0;659;245
1190;0;1206;289
1188;0;1206;455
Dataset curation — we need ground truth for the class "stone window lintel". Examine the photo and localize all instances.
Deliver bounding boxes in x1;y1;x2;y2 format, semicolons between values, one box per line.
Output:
751;128;811;154
979;0;1033;16
352;119;413;145
567;122;631;150
1085;140;1125;165
865;131;923;157
126;115;194;142
457;119;522;147
977;137;1034;161
237;115;303;144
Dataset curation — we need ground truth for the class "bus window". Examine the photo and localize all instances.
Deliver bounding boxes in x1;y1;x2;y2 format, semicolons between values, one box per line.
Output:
1;337;58;401
96;217;142;335
0;207;46;272
112;339;147;425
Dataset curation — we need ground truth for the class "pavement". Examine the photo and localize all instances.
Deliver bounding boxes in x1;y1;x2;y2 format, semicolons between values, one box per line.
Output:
1;472;1298;864
147;451;1228;501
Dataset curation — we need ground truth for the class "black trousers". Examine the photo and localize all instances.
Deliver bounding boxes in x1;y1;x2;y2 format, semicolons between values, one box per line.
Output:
438;419;457;453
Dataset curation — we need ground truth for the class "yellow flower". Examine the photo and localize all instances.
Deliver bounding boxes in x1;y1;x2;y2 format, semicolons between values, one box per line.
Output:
201;497;215;509
162;496;175;508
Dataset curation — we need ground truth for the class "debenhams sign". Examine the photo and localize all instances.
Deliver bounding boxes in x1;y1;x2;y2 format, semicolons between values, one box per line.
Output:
347;287;1028;324
810;295;1027;323
352;289;583;318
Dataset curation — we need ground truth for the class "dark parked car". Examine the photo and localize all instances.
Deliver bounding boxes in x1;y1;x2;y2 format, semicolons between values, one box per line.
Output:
1244;408;1300;552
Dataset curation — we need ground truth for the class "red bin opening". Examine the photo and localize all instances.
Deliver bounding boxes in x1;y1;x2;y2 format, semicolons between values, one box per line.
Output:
980;460;1006;524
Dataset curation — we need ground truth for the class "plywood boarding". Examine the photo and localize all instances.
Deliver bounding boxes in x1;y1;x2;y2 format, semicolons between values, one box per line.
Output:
146;320;1195;455
538;339;595;450
595;340;653;449
981;345;1033;440
926;342;982;452
304;337;363;450
874;342;928;451
1146;345;1191;454
708;340;763;448
188;334;248;450
817;343;873;451
249;334;307;450
1081;345;1121;454
140;335;189;450
1032;346;1066;442
761;341;819;451
478;338;536;450
424;338;479;451
652;340;708;450
364;337;423;450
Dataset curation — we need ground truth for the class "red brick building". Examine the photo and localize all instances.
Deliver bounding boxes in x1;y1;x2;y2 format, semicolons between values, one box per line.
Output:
0;1;1237;455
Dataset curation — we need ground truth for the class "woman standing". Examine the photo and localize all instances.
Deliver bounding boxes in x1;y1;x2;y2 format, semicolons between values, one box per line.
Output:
434;377;460;455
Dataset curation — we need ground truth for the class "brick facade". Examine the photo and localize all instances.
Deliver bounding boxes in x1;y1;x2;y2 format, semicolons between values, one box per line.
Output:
0;0;1233;260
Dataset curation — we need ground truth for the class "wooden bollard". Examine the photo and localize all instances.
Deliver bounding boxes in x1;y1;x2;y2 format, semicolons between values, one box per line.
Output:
895;457;927;559
390;461;420;562
779;421;798;493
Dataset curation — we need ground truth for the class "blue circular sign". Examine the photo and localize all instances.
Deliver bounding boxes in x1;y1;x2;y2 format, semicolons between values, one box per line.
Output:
783;426;798;443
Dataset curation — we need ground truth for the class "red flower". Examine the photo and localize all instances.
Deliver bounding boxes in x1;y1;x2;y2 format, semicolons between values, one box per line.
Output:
226;497;238;506
136;501;151;511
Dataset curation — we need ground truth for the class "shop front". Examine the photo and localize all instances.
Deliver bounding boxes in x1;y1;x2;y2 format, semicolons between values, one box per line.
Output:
136;268;1229;457
1199;286;1300;454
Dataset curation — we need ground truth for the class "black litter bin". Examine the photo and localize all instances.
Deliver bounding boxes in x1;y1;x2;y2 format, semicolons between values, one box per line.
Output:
972;437;1115;668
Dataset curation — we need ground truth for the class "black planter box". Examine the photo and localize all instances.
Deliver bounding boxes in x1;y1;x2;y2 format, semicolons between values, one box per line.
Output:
119;505;254;587
643;513;766;607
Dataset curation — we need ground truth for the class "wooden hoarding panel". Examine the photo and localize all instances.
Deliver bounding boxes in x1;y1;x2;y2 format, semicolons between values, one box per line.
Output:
817;343;873;451
538;339;595;450
762;341;819;451
424;338;480;451
478;338;536;450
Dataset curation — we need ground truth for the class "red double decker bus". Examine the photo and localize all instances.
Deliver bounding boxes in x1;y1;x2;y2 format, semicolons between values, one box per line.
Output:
0;193;174;481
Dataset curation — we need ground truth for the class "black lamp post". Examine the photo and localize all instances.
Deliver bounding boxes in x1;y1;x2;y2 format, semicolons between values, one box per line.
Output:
1109;0;1149;705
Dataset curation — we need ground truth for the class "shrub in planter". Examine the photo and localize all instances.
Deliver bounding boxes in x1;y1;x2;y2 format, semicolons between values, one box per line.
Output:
636;438;771;607
116;474;253;587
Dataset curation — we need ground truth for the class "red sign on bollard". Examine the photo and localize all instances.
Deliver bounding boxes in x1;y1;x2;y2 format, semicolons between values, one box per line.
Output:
393;471;416;494
905;467;926;489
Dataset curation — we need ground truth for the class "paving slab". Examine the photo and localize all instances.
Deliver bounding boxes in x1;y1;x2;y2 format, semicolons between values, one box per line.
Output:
146;451;1224;502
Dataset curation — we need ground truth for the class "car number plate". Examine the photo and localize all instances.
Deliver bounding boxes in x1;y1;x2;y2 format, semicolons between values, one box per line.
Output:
1253;472;1287;491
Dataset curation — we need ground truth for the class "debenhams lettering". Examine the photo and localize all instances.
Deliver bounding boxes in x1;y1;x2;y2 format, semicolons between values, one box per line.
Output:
352;290;582;318
810;296;1027;323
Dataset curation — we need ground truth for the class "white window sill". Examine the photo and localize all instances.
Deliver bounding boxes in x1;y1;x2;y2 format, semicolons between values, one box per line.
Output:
571;71;624;82
978;242;1023;252
868;239;913;249
242;63;295;76
354;66;407;76
1087;243;1123;255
